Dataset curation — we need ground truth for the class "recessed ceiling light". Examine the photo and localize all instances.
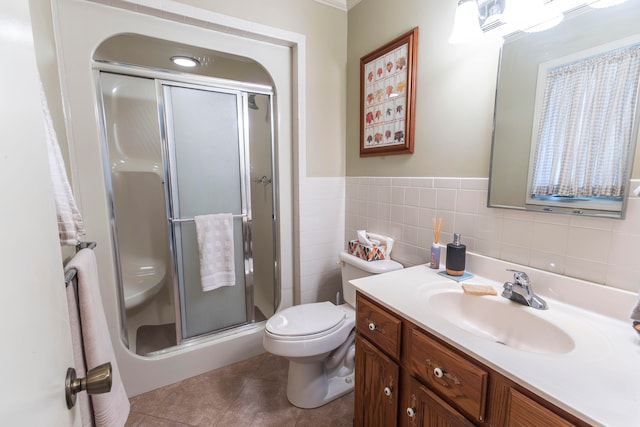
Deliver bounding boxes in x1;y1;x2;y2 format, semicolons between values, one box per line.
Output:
170;56;199;67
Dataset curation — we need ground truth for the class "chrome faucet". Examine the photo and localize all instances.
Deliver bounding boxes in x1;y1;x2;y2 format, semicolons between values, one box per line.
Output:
501;269;548;310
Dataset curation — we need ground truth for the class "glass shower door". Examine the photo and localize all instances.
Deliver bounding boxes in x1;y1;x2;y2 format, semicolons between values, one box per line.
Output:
162;83;251;340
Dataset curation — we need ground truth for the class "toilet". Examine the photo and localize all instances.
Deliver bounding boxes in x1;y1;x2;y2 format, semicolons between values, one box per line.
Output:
263;249;403;408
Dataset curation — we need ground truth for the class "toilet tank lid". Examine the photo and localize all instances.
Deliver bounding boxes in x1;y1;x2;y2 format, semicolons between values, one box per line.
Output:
339;252;403;274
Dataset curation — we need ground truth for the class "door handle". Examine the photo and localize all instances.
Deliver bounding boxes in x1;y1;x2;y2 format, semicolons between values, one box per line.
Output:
65;362;113;409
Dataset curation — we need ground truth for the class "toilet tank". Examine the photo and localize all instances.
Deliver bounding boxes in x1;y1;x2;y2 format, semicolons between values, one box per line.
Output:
339;252;403;307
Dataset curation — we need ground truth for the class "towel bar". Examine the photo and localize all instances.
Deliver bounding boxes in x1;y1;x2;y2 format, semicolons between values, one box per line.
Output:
169;214;246;223
64;241;97;287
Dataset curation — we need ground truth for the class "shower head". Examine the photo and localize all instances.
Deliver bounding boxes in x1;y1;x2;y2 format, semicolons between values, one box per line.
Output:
248;94;259;110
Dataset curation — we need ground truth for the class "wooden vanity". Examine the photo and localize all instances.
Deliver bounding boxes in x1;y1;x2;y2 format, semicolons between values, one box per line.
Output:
354;292;591;426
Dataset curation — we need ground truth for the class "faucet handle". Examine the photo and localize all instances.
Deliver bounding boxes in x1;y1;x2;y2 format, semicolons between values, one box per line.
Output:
506;269;529;285
502;281;513;295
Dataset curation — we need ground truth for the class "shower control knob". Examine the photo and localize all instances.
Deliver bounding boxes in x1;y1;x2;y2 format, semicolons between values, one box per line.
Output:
253;176;272;184
406;407;416;418
383;386;392;396
368;322;376;331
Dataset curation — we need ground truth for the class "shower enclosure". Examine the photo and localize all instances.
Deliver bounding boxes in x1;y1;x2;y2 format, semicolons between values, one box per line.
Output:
97;68;278;354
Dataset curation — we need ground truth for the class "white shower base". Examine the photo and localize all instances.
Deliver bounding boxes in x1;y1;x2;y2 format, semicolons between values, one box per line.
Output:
123;259;166;310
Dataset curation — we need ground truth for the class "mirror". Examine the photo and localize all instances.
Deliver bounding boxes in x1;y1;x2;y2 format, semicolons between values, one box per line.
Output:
488;1;640;218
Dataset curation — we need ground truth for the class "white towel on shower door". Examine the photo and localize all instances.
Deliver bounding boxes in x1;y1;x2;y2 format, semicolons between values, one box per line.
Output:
194;213;236;291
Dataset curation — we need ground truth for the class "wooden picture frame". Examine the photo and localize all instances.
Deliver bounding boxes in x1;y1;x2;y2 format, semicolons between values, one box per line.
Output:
360;27;418;157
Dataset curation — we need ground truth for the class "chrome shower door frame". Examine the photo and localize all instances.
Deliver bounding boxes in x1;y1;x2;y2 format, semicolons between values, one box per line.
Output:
158;80;258;344
94;61;279;353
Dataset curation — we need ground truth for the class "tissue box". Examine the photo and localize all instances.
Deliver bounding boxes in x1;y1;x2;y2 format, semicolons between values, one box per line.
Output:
347;239;387;261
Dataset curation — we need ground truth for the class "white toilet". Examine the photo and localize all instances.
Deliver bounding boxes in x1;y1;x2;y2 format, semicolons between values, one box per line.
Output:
263;250;403;408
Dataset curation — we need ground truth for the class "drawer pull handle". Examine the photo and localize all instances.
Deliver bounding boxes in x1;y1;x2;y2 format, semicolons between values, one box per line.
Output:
368;322;376;331
433;367;445;378
406;407;416;418
383;386;392;396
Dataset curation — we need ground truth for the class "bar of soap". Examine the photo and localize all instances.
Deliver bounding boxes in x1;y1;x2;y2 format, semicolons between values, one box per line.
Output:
461;283;497;296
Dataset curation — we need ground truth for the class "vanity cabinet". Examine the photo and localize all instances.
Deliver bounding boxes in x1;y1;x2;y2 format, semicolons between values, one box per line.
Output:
354;292;589;427
354;293;402;426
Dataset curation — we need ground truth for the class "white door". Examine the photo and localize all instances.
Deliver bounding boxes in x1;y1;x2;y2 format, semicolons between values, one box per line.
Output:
0;2;79;425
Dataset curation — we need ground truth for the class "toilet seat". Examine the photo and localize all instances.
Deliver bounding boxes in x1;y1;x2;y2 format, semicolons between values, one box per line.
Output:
266;302;346;341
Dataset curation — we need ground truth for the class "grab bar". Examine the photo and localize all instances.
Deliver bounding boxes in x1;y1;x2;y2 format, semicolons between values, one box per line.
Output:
169;214;246;223
64;241;97;287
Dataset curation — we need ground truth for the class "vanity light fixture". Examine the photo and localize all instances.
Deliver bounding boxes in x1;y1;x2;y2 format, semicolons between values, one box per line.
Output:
170;55;200;68
449;0;576;44
448;0;483;44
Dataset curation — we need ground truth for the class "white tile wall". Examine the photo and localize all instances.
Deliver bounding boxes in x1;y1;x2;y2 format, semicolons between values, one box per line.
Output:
346;177;640;293
298;177;346;304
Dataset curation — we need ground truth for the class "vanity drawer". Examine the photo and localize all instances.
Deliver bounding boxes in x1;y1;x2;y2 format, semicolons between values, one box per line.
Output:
409;328;488;423
356;293;402;360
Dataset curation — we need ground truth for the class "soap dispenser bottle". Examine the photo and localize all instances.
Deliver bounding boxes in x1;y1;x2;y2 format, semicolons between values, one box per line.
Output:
446;233;466;276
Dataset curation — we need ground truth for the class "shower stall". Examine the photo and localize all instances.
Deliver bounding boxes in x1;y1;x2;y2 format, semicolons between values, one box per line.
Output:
97;67;278;354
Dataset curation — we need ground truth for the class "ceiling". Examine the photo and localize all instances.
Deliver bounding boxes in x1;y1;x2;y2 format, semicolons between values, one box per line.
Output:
313;0;362;12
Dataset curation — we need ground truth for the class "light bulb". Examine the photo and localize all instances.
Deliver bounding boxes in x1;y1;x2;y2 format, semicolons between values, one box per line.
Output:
448;0;483;44
170;56;199;68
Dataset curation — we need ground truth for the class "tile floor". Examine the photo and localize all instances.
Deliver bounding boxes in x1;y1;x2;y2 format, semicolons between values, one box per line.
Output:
125;353;354;426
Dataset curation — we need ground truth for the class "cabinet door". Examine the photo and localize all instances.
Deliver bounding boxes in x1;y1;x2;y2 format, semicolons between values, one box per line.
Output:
404;377;474;427
507;389;576;427
355;335;400;427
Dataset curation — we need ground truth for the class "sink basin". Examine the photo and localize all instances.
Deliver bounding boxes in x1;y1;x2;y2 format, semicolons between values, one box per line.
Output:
426;291;575;355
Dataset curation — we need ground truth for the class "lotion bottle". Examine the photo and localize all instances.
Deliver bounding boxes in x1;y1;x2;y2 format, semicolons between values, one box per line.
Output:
446;233;466;276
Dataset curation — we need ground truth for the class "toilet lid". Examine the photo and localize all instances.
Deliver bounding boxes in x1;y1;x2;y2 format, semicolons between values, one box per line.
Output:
266;302;346;337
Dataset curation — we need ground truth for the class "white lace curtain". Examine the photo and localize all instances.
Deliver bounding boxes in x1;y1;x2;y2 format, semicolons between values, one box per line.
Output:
530;44;640;199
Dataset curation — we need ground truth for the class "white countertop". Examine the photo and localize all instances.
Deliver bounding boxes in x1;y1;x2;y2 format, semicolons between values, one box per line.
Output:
350;253;640;427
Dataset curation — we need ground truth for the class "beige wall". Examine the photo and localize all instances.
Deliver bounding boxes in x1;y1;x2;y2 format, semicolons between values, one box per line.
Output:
347;0;501;177
347;1;640;180
176;0;348;177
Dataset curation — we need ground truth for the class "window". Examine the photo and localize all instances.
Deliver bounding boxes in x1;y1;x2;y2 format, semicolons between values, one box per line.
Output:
527;38;640;212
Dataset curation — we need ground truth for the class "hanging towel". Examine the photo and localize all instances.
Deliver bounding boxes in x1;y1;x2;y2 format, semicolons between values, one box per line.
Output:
40;80;86;245
194;214;236;291
65;249;130;427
